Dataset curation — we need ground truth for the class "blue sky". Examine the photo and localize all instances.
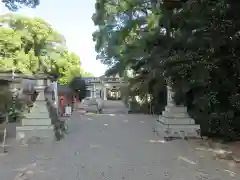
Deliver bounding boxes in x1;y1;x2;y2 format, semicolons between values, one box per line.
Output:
0;0;107;77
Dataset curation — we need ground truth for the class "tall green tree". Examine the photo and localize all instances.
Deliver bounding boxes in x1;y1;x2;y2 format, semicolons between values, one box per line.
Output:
0;14;92;84
93;0;240;139
92;0;169;112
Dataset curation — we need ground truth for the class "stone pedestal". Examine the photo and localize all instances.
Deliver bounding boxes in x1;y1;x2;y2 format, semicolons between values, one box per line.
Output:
155;86;200;139
16;78;53;144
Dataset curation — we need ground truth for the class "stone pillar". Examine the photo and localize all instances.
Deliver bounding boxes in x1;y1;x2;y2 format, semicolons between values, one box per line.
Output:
16;78;53;144
155;85;200;139
103;87;107;100
91;90;94;98
167;86;175;106
53;81;58;112
93;84;96;98
75;93;79;110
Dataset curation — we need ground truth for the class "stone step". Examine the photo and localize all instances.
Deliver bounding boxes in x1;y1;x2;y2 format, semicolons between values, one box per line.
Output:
21;118;51;126
25;113;49;119
162;111;189;118
16;125;53;131
31;106;48;110
155;120;200;138
159;116;196;125
25;110;49;114
165;106;187;113
16;125;54;143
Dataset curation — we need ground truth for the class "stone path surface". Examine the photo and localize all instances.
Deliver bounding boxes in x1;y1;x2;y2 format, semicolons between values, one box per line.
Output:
0;100;240;179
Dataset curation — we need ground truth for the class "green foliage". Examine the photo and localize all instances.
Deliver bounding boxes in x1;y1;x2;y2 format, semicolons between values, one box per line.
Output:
8;101;25;122
2;0;40;11
92;0;168;112
0;82;12;113
0;14;91;84
69;77;87;102
93;0;240;139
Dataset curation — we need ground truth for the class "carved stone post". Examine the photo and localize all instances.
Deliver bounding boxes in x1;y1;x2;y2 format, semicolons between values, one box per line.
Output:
167;85;175;106
155;84;200;139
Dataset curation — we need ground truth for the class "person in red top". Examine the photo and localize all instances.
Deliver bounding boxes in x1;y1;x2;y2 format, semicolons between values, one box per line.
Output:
59;96;65;116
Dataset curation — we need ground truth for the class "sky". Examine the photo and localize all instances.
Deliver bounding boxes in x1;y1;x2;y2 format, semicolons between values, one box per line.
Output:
0;0;107;77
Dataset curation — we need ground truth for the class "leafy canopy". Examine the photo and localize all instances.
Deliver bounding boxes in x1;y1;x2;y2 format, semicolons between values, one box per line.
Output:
2;0;40;11
92;0;240;138
0;14;92;84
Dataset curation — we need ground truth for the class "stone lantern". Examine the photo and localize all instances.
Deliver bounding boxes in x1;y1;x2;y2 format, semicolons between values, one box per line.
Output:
16;73;53;144
155;85;200;140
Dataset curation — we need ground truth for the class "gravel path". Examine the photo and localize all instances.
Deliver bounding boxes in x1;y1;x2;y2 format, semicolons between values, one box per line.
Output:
0;101;239;180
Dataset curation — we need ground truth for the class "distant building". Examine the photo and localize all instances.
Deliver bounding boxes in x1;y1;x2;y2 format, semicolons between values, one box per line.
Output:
82;76;124;100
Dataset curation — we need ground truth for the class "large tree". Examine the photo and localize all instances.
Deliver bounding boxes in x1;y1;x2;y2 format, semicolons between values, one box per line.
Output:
92;0;240;139
69;77;87;102
0;14;91;84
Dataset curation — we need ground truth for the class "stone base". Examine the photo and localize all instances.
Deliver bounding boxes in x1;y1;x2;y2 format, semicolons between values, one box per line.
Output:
155;86;201;139
160;116;196;125
22;118;51;126
16;125;54;144
155;117;200;139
